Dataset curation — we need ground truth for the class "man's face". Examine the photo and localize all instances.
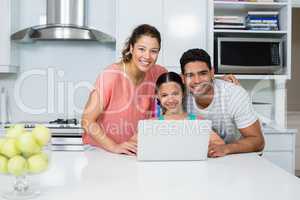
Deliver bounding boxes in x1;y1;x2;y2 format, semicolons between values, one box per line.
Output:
182;61;214;97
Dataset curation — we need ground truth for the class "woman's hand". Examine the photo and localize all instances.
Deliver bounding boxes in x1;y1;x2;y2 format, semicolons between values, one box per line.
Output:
221;74;240;85
111;140;137;156
129;133;137;143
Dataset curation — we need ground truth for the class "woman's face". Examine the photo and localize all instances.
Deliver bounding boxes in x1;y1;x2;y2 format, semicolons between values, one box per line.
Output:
158;82;184;114
130;35;160;72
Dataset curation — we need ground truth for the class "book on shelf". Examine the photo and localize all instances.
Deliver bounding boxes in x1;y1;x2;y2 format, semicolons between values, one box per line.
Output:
214;24;246;29
247;11;279;16
247;23;278;27
247;27;279;31
256;0;274;2
215;22;245;26
214;0;240;1
247;15;278;20
214;16;245;24
247;19;278;24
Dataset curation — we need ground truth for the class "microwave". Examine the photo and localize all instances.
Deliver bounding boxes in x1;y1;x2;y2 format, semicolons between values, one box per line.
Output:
215;37;284;74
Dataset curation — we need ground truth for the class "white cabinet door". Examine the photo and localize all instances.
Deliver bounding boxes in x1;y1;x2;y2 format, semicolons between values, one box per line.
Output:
0;0;19;72
116;0;163;63
163;0;208;72
263;133;296;174
263;152;294;174
116;0;207;70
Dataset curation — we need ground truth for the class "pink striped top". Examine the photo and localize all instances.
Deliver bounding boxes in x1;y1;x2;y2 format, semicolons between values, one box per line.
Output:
83;63;167;146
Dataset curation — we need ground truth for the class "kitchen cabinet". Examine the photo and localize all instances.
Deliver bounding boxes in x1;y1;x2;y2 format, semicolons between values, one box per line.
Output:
163;0;207;71
0;0;19;73
116;0;207;72
116;0;163;63
263;128;297;174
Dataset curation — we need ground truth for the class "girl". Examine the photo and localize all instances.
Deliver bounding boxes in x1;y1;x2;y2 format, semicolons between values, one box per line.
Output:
155;72;225;145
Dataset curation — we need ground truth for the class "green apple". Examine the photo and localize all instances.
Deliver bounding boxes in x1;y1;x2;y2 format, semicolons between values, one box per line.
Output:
32;125;51;146
1;139;20;158
27;154;48;174
0;138;5;151
6;124;25;139
39;152;49;162
0;155;8;174
17;132;41;156
7;155;27;176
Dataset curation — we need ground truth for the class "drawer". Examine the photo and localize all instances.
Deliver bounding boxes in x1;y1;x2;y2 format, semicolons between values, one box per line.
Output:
264;134;294;151
262;152;294;174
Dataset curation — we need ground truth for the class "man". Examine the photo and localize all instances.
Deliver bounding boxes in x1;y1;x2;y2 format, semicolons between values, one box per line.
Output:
180;48;265;158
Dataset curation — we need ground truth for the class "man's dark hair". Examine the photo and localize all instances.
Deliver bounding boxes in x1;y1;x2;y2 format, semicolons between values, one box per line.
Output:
180;48;212;74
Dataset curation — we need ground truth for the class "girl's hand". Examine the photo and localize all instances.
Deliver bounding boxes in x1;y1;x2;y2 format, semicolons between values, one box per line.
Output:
208;131;227;158
209;131;225;145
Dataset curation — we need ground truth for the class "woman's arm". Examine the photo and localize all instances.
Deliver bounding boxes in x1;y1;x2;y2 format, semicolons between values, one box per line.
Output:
82;90;136;155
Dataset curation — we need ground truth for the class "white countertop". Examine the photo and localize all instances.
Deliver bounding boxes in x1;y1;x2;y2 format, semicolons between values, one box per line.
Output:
0;126;297;135
1;148;300;200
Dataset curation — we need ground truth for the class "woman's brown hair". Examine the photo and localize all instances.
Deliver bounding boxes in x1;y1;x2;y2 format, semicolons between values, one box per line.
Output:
121;24;161;63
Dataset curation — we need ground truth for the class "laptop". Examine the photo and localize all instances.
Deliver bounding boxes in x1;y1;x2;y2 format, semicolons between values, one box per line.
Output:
137;120;212;161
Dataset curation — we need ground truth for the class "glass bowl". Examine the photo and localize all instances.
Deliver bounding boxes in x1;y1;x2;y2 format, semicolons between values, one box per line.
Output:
0;127;51;200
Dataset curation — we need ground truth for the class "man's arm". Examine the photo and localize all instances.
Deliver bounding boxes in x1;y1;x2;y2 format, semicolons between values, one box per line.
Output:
208;120;265;157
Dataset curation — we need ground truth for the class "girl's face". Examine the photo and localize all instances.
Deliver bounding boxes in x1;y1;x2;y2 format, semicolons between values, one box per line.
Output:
130;35;160;72
157;82;184;114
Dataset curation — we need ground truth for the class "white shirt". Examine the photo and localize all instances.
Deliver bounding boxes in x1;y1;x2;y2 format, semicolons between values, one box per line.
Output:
186;79;258;143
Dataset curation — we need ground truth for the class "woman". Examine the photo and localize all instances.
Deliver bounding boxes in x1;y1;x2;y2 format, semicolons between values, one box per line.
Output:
82;24;167;155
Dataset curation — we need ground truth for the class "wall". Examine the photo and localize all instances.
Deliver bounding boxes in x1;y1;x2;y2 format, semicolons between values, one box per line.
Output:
0;0;117;123
287;8;300;173
287;8;300;111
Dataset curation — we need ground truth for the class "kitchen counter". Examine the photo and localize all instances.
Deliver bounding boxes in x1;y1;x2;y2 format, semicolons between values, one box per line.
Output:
262;125;297;135
0;126;297;135
1;148;300;200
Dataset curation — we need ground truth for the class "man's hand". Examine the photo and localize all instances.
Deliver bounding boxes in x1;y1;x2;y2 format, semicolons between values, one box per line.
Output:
208;143;230;158
111;140;137;156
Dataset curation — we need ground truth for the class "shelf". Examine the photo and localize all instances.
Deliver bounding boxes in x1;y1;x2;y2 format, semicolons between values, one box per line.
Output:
215;74;288;80
293;3;300;8
0;65;19;73
214;29;287;34
214;1;288;10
